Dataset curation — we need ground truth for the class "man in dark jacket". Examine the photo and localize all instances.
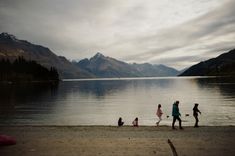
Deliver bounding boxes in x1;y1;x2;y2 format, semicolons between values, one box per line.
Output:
172;101;183;129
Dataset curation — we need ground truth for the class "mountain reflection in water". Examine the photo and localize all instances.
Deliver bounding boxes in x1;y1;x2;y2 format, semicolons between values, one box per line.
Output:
0;77;234;126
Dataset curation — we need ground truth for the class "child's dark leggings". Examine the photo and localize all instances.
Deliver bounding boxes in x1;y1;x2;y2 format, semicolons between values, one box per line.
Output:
194;115;199;127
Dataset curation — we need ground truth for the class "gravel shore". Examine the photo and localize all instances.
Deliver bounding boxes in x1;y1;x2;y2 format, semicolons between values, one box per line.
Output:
0;126;235;156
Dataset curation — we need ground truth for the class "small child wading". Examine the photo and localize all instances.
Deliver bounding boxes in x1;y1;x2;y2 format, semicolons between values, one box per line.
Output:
156;104;163;126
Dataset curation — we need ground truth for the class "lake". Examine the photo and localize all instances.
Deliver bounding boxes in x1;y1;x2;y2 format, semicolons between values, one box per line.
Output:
0;77;235;126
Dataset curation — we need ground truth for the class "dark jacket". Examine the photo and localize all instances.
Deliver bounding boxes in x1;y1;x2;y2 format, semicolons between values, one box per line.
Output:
172;103;181;117
193;106;200;116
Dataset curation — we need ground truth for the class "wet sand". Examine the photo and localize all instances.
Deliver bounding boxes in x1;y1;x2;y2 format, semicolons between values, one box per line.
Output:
0;126;235;156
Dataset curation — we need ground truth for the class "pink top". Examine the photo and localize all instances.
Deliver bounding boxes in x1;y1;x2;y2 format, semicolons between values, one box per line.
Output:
156;108;163;117
132;120;138;126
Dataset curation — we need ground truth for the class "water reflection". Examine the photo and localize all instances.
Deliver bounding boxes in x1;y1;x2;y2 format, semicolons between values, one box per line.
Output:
195;77;235;97
65;79;173;97
0;82;59;124
0;77;234;126
59;80;129;98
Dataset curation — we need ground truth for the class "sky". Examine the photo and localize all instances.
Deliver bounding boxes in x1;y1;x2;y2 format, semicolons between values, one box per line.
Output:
0;0;235;70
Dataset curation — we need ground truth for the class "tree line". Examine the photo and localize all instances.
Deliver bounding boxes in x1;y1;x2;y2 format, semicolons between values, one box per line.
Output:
0;57;59;82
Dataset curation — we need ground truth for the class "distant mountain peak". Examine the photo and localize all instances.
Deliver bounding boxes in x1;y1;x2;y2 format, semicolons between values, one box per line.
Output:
90;52;106;61
0;32;18;41
0;32;94;78
94;52;105;58
1;32;14;37
75;53;180;77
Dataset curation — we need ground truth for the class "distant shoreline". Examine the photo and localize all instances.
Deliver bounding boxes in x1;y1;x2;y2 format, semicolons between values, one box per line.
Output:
62;76;220;81
0;125;234;127
0;80;59;84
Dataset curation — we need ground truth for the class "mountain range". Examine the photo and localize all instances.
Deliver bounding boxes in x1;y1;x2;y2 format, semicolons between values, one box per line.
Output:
0;33;180;78
180;49;235;76
0;32;93;78
74;53;179;77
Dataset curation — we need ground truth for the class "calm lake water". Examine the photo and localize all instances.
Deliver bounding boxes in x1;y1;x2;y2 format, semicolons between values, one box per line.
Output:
0;77;235;126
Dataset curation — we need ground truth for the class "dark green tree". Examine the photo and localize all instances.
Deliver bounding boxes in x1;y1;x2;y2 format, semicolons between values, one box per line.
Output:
0;57;59;82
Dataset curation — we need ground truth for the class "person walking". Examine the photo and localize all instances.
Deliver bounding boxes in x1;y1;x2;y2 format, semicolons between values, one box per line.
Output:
193;103;201;127
156;104;163;126
172;101;183;130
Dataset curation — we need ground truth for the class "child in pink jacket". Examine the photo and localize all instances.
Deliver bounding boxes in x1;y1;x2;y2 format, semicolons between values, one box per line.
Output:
156;104;163;126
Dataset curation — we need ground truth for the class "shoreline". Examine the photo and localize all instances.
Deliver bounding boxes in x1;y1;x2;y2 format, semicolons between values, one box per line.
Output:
0;124;234;127
1;126;235;156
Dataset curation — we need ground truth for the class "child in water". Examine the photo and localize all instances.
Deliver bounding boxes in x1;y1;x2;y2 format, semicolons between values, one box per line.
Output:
132;117;138;127
156;104;163;126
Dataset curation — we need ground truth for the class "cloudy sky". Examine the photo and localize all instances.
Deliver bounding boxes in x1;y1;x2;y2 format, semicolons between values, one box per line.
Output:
0;0;234;69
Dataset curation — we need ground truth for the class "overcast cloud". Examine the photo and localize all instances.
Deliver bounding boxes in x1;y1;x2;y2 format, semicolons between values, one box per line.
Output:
0;0;234;69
